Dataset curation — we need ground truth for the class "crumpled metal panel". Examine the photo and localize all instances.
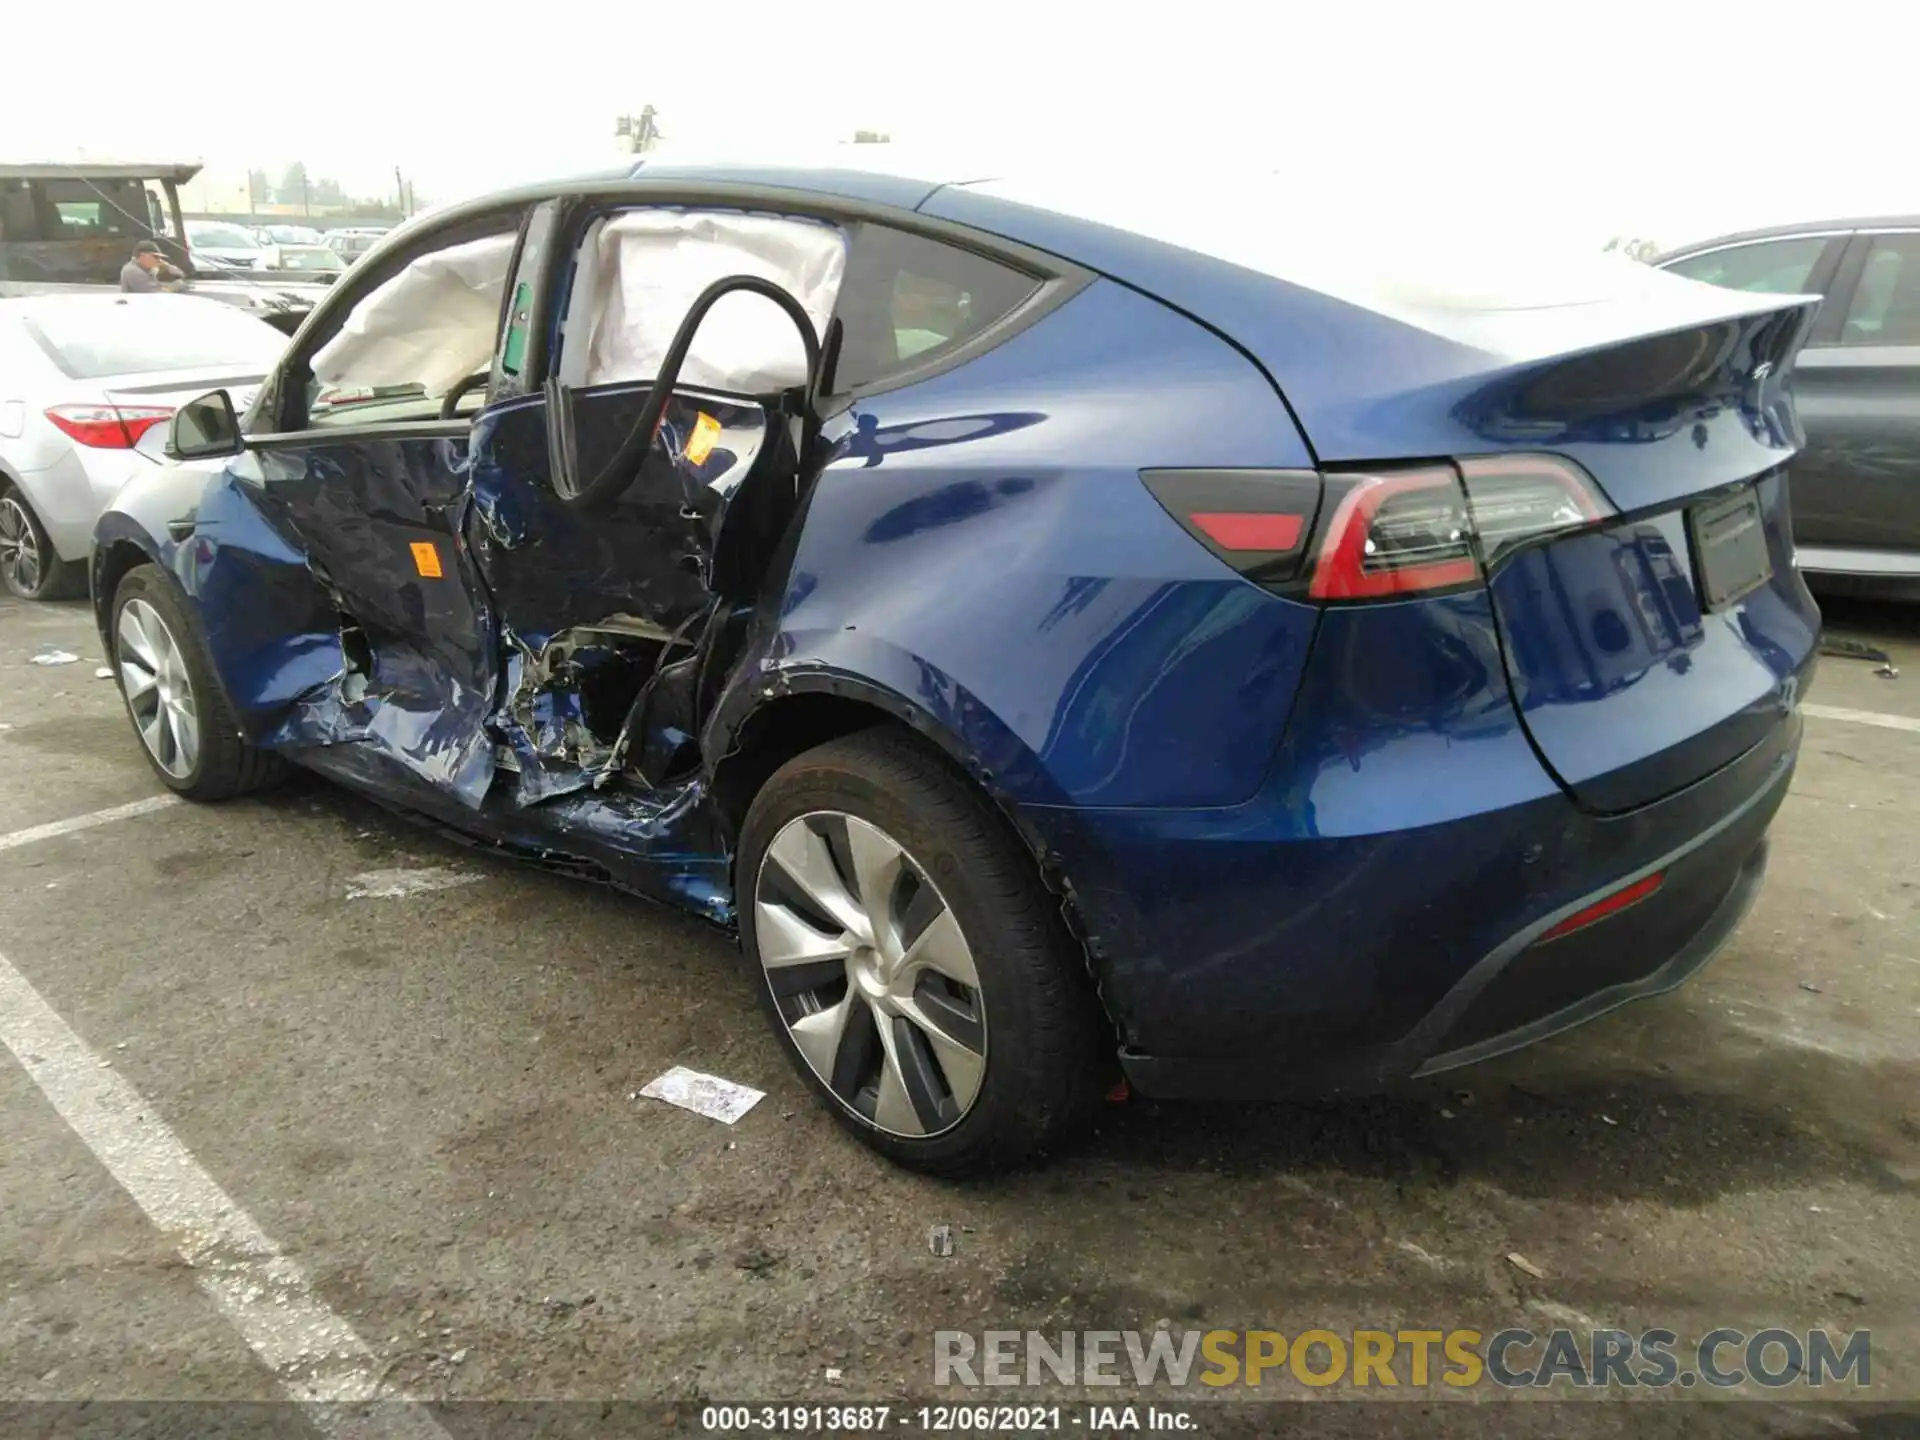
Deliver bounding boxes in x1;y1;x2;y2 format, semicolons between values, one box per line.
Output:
244;436;501;806
465;389;771;787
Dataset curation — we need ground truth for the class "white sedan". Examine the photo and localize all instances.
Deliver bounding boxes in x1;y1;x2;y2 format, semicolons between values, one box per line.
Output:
0;294;286;599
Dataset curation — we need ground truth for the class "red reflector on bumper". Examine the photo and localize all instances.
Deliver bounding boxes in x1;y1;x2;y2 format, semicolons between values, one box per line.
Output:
1538;871;1666;943
1188;511;1304;551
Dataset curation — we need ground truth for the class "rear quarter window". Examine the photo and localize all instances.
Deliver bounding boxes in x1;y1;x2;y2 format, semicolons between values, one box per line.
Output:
831;225;1040;391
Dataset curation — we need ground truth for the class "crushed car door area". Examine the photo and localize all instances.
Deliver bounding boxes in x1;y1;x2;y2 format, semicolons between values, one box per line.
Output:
245;224;521;806
461;205;844;816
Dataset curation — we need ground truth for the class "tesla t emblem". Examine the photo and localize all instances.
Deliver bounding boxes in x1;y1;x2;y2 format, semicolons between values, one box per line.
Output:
1751;361;1774;383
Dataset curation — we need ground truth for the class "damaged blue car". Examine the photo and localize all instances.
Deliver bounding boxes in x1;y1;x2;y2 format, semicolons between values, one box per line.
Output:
94;161;1822;1172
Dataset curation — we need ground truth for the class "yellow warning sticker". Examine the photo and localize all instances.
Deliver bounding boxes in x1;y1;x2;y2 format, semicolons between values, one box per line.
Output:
409;541;444;579
685;412;723;466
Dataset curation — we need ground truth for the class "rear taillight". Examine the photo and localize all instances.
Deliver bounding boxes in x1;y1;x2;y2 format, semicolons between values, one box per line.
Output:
1457;454;1612;570
1142;453;1611;603
1309;467;1479;601
1139;469;1323;587
45;404;174;450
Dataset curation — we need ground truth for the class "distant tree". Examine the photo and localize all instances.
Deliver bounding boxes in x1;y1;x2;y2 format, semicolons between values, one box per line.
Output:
276;161;309;205
1604;235;1663;263
247;169;271;207
308;176;348;208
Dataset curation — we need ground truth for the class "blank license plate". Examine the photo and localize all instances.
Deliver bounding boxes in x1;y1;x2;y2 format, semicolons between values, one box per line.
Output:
1688;487;1772;611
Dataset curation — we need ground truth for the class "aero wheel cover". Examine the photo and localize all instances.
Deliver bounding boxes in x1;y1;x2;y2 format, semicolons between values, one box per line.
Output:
0;496;41;595
116;598;201;780
755;811;988;1138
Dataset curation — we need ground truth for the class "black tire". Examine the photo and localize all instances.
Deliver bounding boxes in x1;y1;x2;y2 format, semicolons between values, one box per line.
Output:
738;728;1108;1175
110;565;290;800
0;482;85;600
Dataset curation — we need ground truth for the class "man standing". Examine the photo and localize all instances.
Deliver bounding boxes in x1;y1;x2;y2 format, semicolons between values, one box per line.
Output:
119;240;183;293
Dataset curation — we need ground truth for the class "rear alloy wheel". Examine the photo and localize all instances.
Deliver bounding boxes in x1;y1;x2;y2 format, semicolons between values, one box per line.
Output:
111;565;289;800
0;485;84;601
740;730;1107;1174
758;811;989;1138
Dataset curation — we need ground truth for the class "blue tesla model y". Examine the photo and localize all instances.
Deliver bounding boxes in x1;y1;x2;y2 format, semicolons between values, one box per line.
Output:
93;161;1821;1171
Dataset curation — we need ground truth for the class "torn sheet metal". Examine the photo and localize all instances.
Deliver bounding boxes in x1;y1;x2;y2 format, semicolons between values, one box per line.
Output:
580;209;845;394
268;640;498;808
310;232;516;399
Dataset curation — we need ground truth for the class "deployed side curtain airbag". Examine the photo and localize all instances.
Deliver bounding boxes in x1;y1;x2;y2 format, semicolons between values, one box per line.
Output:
582;210;846;394
310;232;517;398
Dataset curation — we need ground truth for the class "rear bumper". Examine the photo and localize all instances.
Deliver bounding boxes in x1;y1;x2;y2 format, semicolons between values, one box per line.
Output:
1025;705;1802;1102
1797;543;1920;579
1119;769;1780;1100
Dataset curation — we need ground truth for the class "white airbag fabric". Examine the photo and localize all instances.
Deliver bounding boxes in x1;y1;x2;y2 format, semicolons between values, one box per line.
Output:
583;210;846;393
310;233;516;398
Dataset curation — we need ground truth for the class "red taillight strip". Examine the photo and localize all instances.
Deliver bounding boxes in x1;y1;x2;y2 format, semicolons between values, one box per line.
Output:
44;404;175;450
1187;511;1304;552
1308;469;1480;601
1537;871;1666;943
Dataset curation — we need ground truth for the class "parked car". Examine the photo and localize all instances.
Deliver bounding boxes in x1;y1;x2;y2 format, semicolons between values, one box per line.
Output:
253;244;345;279
0;293;284;598
322;229;386;265
262;224;323;246
185;219;269;272
92;164;1819;1172
1657;218;1920;593
0;166;324;335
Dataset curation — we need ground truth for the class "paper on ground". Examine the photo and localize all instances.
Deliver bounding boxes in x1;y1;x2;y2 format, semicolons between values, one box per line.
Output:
639;1065;766;1125
31;649;79;666
343;867;482;900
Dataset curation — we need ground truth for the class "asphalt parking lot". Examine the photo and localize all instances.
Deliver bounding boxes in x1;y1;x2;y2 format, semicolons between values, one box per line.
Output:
1;588;1916;1437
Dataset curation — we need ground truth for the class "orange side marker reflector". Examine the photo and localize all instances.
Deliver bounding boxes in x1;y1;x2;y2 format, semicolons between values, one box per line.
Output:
409;541;443;579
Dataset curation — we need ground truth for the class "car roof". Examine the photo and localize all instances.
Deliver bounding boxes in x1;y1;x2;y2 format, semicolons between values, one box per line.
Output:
1655;215;1920;262
0;292;238;321
0;161;202;183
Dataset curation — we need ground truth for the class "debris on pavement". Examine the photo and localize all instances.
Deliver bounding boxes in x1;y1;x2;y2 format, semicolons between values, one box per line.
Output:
30;648;79;666
1506;1252;1548;1279
735;1245;781;1276
637;1065;765;1124
1819;635;1891;665
1875;662;1899;678
929;1224;955;1258
94;666;113;679
1799;980;1823;994
824;1368;844;1384
343;867;482;900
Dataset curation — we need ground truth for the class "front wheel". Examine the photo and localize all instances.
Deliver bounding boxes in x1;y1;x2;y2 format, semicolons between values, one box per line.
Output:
111;565;289;799
738;730;1107;1175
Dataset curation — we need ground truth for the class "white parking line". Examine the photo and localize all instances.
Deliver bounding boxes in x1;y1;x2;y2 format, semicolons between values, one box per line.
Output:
0;795;180;854
1803;703;1920;736
0;949;449;1439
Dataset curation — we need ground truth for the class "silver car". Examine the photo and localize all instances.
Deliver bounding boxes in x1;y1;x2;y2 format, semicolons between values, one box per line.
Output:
0;293;285;599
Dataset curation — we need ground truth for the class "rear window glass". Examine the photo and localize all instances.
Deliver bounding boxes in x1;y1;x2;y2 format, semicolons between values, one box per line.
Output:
1663;236;1829;295
24;299;285;378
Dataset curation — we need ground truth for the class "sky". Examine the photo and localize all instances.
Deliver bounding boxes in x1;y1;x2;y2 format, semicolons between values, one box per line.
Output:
7;0;1916;252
